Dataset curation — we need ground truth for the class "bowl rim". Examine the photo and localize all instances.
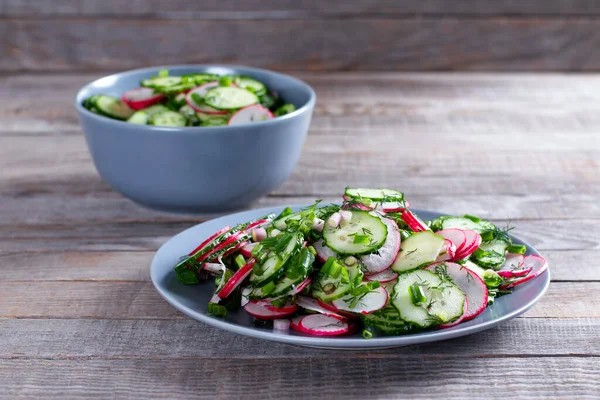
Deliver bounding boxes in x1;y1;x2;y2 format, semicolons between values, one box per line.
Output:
75;64;316;133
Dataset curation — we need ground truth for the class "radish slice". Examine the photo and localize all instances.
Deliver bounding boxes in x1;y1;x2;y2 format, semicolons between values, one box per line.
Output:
360;216;401;274
332;286;388;315
440;297;469;328
240;242;258;258
401;210;430;232
288;277;312;296
188;226;231;256
198;231;245;263
121;87;164;110
341;202;372;211
217;259;255;299
501;255;548;289
313;239;336;262
273;319;291;331
316;299;358;319
202;262;224;274
228;104;274;126
244;300;296;320
426;262;488;321
497;253;531;278
186;83;229;115
436;239;457;262
378;200;411;213
453;230;482;260
436;229;467;260
291;314;349;336
365;268;398;283
265;300;298;313
296;296;346;320
246;219;270;231
221;240;247;259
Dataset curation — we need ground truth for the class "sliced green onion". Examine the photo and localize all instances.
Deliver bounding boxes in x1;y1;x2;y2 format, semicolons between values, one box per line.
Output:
464;214;482;223
507;244;527;254
256;251;268;265
400;230;412;240
251;243;263;257
158;69;169;78
307;245;316;256
480;230;495;242
219;75;233;87
261;281;276;296
362;329;373;339
344;256;357;266
235;254;246;270
328;261;342;279
352;234;370;245
208;302;227;317
483;269;504;288
409;284;427;306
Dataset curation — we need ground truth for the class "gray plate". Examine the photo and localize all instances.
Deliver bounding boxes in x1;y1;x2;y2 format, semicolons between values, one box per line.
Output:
150;206;550;349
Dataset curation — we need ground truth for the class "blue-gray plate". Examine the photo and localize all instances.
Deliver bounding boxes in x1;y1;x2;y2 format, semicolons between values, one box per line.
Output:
150;206;550;349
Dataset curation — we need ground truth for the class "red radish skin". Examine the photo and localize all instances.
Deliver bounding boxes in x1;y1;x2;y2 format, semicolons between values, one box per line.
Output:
440;297;469;328
360;215;401;274
245;219;270;231
264;300;298;314
291;314;350;336
188;226;230;256
426;262;488;321
244;300;296;320
197;231;244;264
228;104;274;126
365;268;398;283
332;286;388;315
436;229;467;259
121;87;164;110
316;299;358;319
454;230;482;260
217;260;255;299
296;296;347;321
379;200;411;213
221;240;248;259
498;253;531;278
401;210;430;232
288;277;312;296
240;242;257;258
501;255;549;289
341;202;373;211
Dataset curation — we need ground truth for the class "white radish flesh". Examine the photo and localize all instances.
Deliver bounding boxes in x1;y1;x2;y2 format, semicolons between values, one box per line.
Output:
312;217;325;232
365;268;399;283
327;212;342;228
360;216;401;274
228;104;274;125
251;227;267;242
332;286;388;315
313;239;336;262
296;296;346;320
243;300;296;320
293;314;349;336
454;230;482;260
273;319;291;331
497;253;530;278
501;255;548;289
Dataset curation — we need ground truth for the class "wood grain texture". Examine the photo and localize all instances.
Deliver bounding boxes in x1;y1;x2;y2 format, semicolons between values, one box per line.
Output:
5;18;600;72
0;281;595;319
2;0;600;17
0;317;598;358
1;249;594;282
0;357;598;399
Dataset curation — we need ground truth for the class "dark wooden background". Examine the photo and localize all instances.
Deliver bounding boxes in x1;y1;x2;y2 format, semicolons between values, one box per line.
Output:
3;0;600;72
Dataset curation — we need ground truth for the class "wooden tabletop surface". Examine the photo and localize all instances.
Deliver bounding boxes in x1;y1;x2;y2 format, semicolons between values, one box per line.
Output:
1;72;599;399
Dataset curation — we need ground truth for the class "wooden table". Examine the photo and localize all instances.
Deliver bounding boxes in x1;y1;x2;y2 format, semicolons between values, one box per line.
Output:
1;72;598;399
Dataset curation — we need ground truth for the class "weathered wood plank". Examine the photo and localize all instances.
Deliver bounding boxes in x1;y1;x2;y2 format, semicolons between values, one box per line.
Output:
3;0;600;17
0;317;597;358
0;249;595;282
0;281;594;319
0;357;597;399
5;18;600;71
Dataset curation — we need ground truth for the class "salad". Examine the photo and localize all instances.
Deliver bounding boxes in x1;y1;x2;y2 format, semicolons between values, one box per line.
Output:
82;70;296;127
174;187;548;337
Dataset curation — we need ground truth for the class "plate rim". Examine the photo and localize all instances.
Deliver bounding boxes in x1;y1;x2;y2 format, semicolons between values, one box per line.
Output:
150;205;551;349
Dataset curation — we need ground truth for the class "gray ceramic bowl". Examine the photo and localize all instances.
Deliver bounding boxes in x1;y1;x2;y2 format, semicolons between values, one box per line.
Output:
75;65;315;213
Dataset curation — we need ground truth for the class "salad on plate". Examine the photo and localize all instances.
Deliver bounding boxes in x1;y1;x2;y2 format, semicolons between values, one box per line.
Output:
174;188;548;337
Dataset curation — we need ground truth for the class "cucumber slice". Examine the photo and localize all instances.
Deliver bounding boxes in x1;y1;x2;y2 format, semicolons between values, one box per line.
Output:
471;239;508;268
178;105;200;126
142;104;169;117
345;187;403;201
391;269;465;328
159;82;196;94
126;110;149;125
141;76;182;88
312;271;352;301
95;95;134;120
150;110;187;127
361;306;418;334
237;76;267;96
322;210;387;255
463;260;487;279
391;231;445;273
439;217;495;234
250;233;301;286
204;87;258;110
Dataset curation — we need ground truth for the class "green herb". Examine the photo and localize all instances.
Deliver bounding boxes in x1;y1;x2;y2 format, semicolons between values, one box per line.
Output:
507;244;527;254
352;234;370;245
261;281;276;296
409;284;428;306
274;104;296;117
208;302;227;317
191;92;203;105
463;214;481;223
235;254;246;270
158;69;169;78
269;297;288;309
